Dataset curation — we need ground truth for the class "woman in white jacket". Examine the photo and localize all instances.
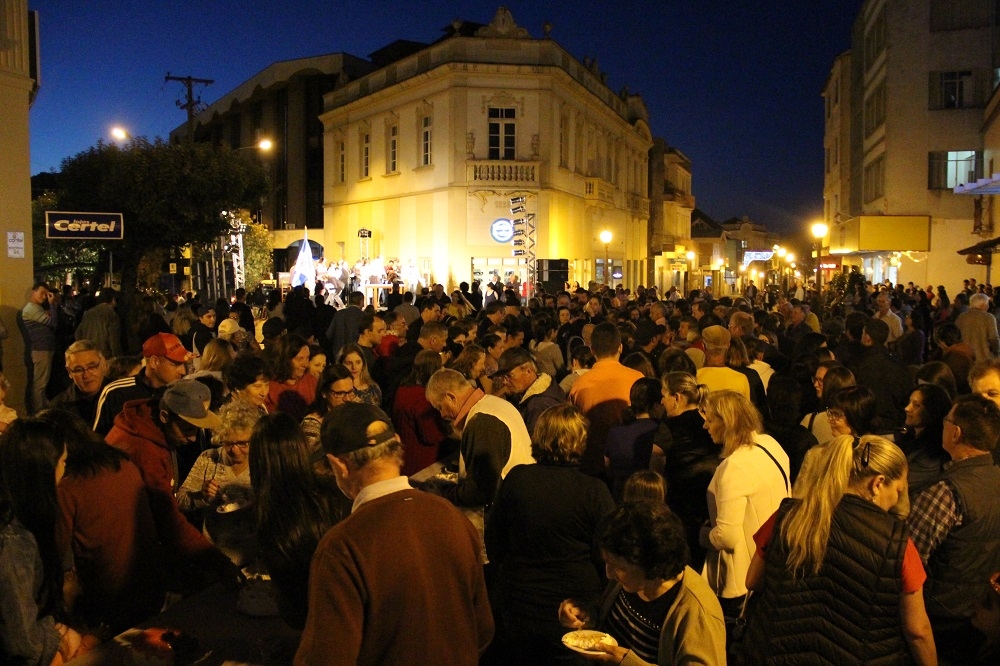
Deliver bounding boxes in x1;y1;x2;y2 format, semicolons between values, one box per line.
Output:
699;389;790;626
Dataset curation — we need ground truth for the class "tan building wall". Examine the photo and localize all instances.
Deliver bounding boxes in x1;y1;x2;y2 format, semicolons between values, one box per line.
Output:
0;0;37;415
825;0;995;287
314;10;652;293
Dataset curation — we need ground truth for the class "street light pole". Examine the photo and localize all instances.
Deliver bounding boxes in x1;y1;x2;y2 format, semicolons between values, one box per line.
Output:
811;222;829;293
600;230;612;286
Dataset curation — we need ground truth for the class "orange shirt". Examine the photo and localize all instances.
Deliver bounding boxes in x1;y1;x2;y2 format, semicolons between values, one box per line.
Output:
569;358;644;414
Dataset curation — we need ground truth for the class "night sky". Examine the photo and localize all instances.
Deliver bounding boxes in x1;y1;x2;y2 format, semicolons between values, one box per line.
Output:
28;0;860;236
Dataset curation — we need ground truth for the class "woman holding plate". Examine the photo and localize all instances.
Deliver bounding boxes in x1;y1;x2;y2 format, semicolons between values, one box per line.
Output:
558;501;726;665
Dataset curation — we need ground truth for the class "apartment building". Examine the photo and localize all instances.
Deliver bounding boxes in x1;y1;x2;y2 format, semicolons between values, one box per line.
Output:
820;0;995;287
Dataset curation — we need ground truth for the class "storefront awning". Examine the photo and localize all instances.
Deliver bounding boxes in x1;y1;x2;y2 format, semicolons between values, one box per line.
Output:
954;174;1000;195
956;236;1000;255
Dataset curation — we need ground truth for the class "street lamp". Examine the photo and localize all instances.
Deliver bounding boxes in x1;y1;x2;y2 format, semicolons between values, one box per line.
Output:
811;222;829;291
599;230;612;285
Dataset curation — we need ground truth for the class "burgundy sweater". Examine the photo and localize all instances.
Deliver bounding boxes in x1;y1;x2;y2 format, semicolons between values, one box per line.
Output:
296;489;493;665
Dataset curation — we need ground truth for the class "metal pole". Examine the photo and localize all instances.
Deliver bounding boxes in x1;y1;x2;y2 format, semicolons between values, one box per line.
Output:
219;237;228;300
604;243;609;285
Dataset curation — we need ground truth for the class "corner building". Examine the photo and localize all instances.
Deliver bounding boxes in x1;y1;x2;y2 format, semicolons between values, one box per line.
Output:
315;8;652;290
821;0;996;287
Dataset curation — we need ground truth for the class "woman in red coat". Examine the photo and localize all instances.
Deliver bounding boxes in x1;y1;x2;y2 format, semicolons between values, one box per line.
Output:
392;350;448;476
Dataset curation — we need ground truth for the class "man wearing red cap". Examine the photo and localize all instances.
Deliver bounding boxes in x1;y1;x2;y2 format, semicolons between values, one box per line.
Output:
92;332;190;435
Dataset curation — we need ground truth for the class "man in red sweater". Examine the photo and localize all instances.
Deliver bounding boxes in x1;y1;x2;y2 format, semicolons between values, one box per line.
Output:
296;403;493;665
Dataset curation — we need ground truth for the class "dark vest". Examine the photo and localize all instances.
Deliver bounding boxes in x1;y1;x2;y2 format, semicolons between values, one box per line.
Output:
925;454;1000;622
745;495;910;665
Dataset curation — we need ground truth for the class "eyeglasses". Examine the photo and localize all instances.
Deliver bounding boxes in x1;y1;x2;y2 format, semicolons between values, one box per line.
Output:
330;388;355;398
812;376;824;385
68;363;102;376
223;440;250;450
826;408;845;421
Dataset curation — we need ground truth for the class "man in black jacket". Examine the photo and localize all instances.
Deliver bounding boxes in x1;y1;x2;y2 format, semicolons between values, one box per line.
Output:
846;318;909;434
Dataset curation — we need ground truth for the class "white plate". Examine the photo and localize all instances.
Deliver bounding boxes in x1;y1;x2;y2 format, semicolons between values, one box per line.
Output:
561;630;618;654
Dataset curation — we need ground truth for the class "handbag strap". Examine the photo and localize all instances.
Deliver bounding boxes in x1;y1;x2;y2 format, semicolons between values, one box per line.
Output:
755;443;789;493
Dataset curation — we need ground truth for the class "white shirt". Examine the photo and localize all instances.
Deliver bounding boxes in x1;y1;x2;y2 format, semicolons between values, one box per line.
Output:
352;475;413;513
705;433;790;598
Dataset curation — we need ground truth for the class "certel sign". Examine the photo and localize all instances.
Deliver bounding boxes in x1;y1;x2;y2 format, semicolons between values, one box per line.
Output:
45;212;124;240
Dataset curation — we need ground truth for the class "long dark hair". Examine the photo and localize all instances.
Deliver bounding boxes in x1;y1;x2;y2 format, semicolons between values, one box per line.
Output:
37;408;127;478
249;412;347;627
0;418;66;616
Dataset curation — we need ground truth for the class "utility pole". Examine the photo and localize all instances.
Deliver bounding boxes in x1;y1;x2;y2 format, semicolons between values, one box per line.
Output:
165;72;214;142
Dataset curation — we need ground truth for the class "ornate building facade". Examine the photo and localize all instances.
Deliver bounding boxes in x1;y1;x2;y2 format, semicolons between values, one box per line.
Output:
311;8;652;291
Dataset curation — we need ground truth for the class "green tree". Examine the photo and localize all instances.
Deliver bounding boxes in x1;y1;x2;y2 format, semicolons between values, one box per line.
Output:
241;216;275;287
31;191;103;286
50;138;267;350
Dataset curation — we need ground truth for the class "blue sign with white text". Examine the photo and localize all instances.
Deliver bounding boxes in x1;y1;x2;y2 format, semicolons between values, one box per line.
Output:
45;211;124;240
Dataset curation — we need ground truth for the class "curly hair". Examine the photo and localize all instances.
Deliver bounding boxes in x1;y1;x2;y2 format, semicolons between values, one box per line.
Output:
596;501;690;580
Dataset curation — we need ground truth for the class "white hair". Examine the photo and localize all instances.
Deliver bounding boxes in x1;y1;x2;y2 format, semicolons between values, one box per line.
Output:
970;292;990;309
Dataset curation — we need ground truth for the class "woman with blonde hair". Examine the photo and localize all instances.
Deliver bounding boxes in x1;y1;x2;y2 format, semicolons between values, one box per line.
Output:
485;403;615;664
743;435;936;664
186;337;235;381
699;389;790;626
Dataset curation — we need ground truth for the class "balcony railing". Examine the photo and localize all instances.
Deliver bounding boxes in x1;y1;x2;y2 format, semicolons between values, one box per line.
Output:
627;193;650;218
584;178;615;205
467;160;540;187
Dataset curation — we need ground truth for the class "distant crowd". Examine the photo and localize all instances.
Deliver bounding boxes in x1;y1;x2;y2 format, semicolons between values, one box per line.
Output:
1;274;999;664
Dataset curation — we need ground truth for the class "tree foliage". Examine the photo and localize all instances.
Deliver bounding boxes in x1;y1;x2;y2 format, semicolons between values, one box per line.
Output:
31;191;103;285
47;137;268;350
241;216;275;288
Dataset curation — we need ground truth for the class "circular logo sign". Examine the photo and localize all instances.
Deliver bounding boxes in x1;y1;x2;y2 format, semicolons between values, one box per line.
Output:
490;218;514;243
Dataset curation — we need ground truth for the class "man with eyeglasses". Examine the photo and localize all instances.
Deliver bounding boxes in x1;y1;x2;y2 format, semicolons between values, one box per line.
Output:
50;339;108;424
93;332;191;435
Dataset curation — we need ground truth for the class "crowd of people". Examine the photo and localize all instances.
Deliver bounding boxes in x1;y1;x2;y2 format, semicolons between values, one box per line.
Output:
2;273;1000;664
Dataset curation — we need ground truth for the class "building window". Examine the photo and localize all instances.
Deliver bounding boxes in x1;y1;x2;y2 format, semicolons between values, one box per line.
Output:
488;107;516;160
421;115;432;166
387;124;398;173
864;7;886;71
360;132;370;178
928;150;982;189
863;154;886;203
864;80;886;137
337;140;345;183
929;71;975;109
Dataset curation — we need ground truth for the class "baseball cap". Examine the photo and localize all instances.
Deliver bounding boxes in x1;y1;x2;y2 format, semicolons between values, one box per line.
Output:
489;346;534;379
142;333;190;363
159;380;221;429
217;318;246;341
701;325;732;350
321;402;397;457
